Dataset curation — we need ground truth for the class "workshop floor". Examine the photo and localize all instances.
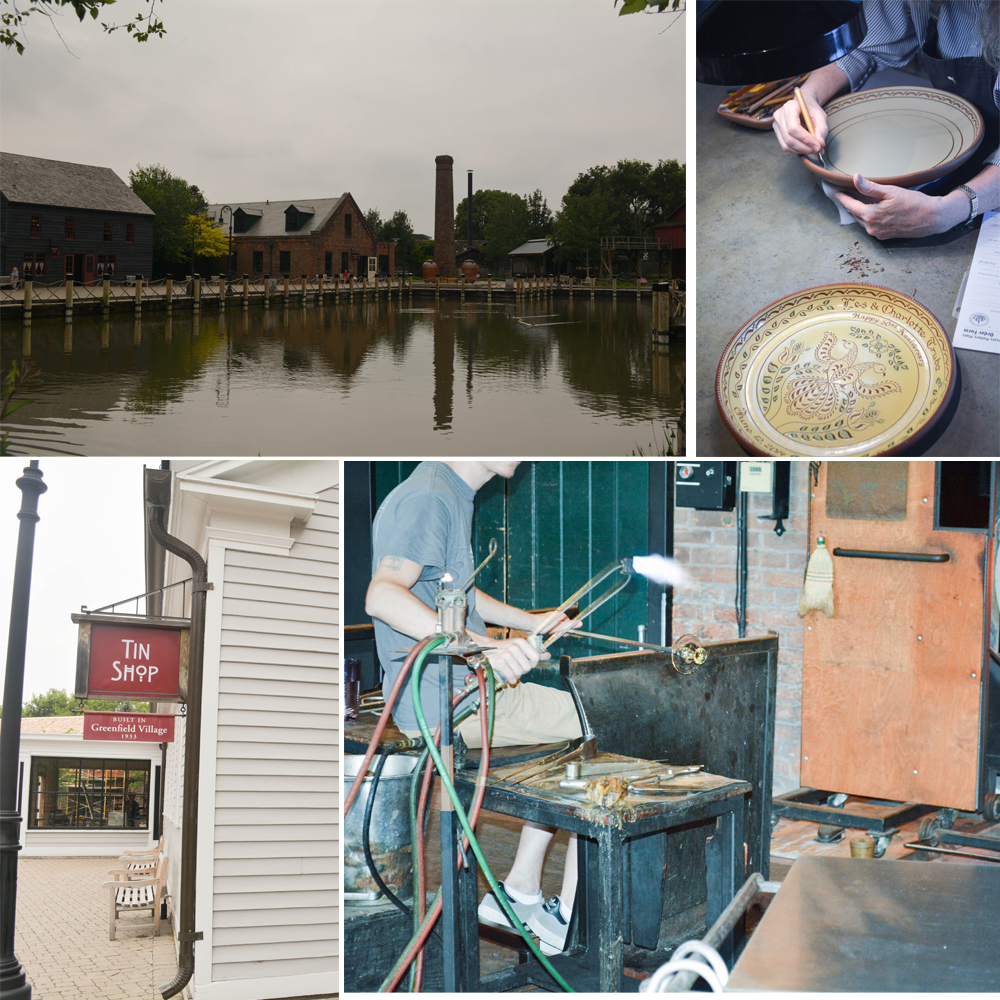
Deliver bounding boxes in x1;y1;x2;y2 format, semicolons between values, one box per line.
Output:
423;801;999;989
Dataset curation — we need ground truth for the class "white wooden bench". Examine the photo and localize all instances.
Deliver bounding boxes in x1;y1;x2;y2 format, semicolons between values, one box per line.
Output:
103;853;168;941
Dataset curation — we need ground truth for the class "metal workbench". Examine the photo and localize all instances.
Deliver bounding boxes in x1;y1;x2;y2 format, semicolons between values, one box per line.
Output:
695;80;999;457
453;756;751;993
727;856;1000;991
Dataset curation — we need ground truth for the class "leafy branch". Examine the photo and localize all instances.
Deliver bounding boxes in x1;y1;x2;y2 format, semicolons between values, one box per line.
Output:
1;358;39;456
1;0;165;55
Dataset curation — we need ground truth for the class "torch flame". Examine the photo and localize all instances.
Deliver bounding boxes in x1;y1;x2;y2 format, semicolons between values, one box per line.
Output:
631;554;690;587
441;573;453;584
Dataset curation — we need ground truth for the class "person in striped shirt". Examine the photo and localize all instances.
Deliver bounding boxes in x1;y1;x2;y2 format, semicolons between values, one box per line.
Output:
773;0;999;238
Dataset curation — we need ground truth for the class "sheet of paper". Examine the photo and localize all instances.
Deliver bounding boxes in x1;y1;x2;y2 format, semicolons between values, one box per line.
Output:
953;209;1000;354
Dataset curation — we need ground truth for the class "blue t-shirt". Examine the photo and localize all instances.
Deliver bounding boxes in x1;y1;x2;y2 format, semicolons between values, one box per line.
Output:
371;462;487;731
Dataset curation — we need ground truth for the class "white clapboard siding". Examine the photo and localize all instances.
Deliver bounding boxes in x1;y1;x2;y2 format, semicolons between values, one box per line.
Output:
209;484;338;986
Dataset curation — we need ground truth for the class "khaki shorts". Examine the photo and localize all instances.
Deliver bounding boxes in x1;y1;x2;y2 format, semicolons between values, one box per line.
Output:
400;680;582;749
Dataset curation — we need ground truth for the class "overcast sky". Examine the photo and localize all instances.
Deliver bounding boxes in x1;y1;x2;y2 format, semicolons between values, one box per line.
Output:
0;458;151;704
0;0;686;234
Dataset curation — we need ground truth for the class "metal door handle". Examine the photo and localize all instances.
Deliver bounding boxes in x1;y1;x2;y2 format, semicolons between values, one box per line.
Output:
831;548;950;563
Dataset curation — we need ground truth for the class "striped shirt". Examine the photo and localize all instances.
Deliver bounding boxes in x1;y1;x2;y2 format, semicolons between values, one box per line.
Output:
837;0;1000;166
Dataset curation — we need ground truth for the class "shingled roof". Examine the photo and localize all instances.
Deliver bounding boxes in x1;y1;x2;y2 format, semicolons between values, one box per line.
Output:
20;715;84;735
1;152;154;215
205;196;353;239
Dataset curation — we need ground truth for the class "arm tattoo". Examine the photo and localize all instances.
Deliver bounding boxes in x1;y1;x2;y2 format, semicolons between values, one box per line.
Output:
383;555;406;571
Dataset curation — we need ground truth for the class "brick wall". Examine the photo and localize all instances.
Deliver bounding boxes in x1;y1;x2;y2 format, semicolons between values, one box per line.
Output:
227;197;395;278
434;154;457;278
672;463;812;794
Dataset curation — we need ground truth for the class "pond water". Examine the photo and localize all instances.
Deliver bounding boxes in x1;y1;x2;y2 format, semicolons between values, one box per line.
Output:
3;295;684;456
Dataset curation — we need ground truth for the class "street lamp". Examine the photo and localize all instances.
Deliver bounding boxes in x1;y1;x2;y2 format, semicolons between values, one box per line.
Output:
219;206;234;291
0;460;47;1000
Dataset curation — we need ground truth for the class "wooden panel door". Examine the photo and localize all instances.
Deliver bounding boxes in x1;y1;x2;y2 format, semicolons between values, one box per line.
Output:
801;462;987;810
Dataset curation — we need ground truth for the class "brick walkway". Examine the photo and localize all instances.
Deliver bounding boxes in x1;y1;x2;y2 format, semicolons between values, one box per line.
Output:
14;856;180;1000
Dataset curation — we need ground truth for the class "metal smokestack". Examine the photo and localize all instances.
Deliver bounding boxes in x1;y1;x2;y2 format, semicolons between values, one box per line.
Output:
468;170;473;248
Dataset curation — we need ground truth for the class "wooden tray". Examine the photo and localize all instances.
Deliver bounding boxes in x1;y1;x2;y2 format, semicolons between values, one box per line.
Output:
716;74;808;130
716;283;955;456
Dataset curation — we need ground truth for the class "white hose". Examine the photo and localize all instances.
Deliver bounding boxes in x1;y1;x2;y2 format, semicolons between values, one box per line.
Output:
641;939;729;993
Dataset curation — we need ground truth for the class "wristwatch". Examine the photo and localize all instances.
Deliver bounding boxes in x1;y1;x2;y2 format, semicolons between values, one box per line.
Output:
958;184;979;225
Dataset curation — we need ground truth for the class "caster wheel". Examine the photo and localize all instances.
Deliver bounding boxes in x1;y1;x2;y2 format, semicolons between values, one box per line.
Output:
918;815;941;844
984;793;1000;824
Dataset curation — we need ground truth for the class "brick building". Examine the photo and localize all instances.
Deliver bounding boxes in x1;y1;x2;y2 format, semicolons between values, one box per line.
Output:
205;193;394;279
672;463;809;794
0;151;154;284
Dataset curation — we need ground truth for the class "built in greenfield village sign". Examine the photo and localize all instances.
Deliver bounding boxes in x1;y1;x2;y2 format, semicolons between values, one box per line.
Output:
72;613;189;701
83;711;176;742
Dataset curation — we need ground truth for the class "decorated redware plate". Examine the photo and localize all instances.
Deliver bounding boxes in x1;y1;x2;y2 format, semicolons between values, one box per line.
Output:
716;283;955;457
800;86;984;188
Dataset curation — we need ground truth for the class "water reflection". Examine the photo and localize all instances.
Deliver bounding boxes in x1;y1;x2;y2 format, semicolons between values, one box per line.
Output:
2;296;685;456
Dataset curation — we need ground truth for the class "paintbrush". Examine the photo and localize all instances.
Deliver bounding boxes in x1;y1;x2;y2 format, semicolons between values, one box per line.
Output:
795;86;829;168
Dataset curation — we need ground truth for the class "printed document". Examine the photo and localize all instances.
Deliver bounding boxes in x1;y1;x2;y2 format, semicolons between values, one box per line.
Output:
954;210;1000;354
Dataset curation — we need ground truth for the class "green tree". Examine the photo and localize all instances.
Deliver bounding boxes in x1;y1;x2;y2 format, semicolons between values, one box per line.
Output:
557;158;685;270
413;239;434;266
366;208;416;271
129;164;208;278
454;189;532;261
4;687;150;716
1;0;166;55
184;214;229;259
526;189;554;240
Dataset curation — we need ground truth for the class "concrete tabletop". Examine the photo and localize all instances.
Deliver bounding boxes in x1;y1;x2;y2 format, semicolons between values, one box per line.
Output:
695;81;999;457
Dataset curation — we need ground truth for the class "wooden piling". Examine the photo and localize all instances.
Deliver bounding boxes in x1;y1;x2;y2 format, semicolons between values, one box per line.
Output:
23;279;32;321
166;277;173;312
652;281;671;352
264;274;271;308
318;273;324;301
65;278;73;319
283;275;290;303
301;273;307;302
193;274;201;312
102;278;111;314
135;276;142;314
242;274;249;309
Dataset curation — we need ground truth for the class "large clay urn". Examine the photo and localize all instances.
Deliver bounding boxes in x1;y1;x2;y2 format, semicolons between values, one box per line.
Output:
461;260;478;282
422;260;439;281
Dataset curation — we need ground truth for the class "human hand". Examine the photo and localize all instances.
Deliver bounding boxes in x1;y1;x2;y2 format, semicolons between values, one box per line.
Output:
773;91;829;156
484;636;546;686
832;174;958;239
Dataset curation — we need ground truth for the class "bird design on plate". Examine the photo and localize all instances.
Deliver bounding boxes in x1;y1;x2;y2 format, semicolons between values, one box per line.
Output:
782;331;902;421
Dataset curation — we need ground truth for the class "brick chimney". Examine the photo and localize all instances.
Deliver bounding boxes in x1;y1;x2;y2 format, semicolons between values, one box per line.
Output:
434;154;457;278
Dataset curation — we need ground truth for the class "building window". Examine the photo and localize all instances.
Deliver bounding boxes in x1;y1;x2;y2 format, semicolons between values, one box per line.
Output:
252;250;263;273
279;250;290;274
125;222;135;244
344;213;352;237
28;757;150;829
65;218;75;240
325;251;333;276
23;251;45;277
234;213;245;234
103;221;113;242
341;251;349;274
30;215;41;238
97;255;116;276
285;210;297;233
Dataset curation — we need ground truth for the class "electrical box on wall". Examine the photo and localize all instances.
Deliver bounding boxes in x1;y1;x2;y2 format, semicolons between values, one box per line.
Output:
739;461;774;492
675;462;737;511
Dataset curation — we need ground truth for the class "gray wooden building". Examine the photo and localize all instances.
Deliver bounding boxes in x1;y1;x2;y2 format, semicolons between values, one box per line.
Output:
0;151;154;284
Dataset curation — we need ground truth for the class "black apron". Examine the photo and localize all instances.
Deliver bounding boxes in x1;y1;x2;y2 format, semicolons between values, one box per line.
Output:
879;9;998;245
921;10;999;189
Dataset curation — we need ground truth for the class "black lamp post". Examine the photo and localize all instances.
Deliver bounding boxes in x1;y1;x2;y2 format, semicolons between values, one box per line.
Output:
0;460;47;1000
219;206;234;289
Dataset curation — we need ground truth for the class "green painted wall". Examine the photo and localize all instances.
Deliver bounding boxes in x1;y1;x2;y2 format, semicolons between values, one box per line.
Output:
372;461;653;659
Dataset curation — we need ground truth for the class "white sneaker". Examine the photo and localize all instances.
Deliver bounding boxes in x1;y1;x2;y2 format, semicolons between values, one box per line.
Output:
478;882;542;932
527;895;570;955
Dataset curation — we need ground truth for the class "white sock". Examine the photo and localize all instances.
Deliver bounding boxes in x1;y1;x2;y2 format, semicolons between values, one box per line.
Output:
503;882;542;905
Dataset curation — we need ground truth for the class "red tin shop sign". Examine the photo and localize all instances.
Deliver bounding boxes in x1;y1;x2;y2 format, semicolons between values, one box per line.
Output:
83;711;176;742
72;615;189;701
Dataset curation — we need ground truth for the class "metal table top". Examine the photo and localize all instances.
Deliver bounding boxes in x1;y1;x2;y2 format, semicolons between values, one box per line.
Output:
695;80;999;457
727;856;1000;992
